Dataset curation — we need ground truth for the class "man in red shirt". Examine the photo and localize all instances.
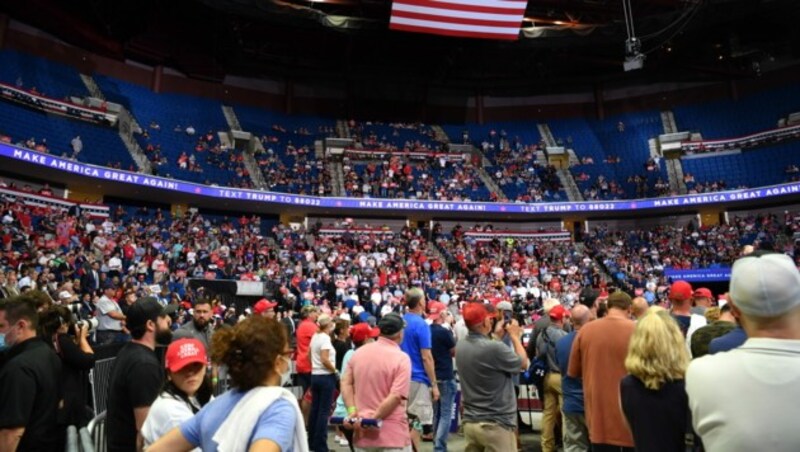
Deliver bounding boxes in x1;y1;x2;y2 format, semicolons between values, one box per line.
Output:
295;304;320;424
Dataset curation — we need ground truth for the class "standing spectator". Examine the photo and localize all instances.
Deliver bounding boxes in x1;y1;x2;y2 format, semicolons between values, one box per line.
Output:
106;297;175;452
631;297;649;321
173;298;214;351
332;318;352;373
495;300;525;439
400;288;439;450
295;305;319;422
555;304;592;452
71;135;83;156
707;305;748;354
690;288;713;315
455;302;528;452
141;338;212;449
690;303;737;358
428;301;456;452
537;304;569;452
341;313;412;451
333;322;379;450
39;305;96;428
621;307;693;452
148;317;308;452
0;295;62;451
253;298;278;319
687;253;800;452
81;261;101;294
95;282;127;345
668;281;707;349
308;313;337;452
527;298;561;359
279;307;297;349
568;291;636;451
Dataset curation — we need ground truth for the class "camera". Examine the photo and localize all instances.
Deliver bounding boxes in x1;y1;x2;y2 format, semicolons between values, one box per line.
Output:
66;303;82;316
76;317;99;332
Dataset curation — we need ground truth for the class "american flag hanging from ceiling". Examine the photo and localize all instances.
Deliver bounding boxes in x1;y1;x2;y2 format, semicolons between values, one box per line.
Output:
389;0;528;41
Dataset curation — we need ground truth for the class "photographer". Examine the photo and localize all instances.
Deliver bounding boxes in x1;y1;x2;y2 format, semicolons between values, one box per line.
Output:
39;304;96;427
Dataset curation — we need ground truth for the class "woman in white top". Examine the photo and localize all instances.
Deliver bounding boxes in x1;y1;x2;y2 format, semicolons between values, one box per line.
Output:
308;313;337;452
141;338;212;449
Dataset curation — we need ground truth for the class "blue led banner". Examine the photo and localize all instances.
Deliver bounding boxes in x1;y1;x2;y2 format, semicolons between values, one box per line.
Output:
4;144;800;215
664;268;732;282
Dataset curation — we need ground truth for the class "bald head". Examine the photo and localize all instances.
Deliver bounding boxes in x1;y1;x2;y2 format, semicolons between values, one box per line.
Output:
570;304;591;330
632;297;649;320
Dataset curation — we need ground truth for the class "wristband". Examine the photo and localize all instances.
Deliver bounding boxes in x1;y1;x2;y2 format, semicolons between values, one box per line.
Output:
347;406;357;415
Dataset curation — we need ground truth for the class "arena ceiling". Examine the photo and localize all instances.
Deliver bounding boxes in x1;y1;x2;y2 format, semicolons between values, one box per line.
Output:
3;0;800;94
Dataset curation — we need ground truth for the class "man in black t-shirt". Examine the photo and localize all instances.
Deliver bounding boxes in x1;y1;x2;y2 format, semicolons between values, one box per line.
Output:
106;297;176;452
0;296;62;452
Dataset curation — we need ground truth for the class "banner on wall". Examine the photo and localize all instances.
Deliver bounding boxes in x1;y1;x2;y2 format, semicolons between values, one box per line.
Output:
664;268;731;282
4;144;800;216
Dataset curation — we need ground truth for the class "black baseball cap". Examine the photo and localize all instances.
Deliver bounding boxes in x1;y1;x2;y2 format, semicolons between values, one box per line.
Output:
126;296;178;332
378;313;406;336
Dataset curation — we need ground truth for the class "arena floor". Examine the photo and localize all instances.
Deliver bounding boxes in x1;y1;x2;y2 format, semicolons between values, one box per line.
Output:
326;430;544;451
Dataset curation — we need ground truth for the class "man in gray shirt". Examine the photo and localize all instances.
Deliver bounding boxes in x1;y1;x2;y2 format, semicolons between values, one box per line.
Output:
95;283;127;345
173;298;213;351
455;302;528;451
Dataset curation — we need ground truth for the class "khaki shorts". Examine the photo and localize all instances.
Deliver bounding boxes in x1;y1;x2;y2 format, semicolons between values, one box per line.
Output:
406;381;434;425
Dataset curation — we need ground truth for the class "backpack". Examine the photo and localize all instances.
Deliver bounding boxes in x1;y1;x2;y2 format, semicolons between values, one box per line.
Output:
521;330;550;386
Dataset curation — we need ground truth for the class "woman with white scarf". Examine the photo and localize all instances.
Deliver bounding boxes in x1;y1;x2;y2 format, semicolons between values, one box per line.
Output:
148;316;308;452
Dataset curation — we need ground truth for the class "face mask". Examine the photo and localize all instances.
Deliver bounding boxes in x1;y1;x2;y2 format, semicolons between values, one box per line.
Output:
278;355;292;387
0;333;6;351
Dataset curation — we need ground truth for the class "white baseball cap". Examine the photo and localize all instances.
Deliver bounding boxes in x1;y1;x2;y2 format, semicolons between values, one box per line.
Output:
730;253;800;318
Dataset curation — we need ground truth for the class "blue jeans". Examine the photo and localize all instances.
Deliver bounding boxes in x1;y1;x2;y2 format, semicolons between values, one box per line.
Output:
432;379;457;452
309;373;337;452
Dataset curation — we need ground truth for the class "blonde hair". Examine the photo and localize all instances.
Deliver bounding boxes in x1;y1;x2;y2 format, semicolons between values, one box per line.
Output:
704;306;721;323
625;306;689;390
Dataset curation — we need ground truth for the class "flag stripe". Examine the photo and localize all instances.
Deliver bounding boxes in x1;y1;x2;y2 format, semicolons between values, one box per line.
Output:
427;0;527;9
390;16;520;36
390;23;520;40
393;3;524;22
390;0;526;40
393;0;526;15
391;10;522;28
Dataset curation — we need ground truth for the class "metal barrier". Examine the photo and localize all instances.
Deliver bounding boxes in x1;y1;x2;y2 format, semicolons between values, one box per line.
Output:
89;358;117;415
88;411;107;452
66;425;79;452
79;427;95;452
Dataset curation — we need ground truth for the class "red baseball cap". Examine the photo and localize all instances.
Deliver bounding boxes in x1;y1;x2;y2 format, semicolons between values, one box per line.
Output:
549;305;570;321
669;280;693;302
165;338;207;373
463;302;489;327
253;298;278;315
350;323;380;344
693;287;713;299
427;301;447;320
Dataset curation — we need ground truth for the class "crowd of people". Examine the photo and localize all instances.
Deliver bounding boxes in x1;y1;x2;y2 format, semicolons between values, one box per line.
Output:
342;156;491;201
0;185;800;451
584;213;799;296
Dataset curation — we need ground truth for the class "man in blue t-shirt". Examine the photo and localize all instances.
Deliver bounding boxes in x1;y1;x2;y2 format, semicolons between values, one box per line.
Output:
401;287;440;450
428;301;456;452
555;304;592;452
